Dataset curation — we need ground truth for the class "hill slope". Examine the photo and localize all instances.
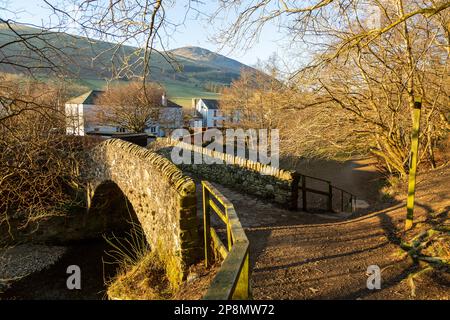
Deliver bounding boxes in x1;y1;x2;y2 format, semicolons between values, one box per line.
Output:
169;46;245;72
0;24;254;106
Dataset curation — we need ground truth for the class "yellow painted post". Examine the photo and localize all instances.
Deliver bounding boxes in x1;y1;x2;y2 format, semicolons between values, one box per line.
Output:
226;208;233;251
405;99;422;231
203;183;212;267
232;251;250;299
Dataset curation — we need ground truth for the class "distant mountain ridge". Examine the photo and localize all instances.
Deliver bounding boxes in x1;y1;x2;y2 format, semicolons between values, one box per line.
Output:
0;24;253;96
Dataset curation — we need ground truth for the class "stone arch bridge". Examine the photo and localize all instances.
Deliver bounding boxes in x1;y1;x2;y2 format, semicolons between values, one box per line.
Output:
83;138;356;289
84;139;202;286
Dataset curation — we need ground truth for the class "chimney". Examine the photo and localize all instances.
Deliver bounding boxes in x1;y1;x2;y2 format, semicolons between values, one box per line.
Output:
162;93;167;106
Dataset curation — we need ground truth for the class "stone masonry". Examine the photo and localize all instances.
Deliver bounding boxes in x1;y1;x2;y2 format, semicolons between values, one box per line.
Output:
87;139;201;286
157;138;300;210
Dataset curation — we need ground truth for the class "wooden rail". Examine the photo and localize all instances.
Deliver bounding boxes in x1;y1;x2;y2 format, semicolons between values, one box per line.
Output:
202;181;250;300
298;174;356;213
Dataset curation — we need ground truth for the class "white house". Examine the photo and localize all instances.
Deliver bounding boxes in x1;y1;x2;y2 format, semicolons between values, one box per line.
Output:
191;98;225;128
65;90;183;137
189;110;204;128
155;97;184;137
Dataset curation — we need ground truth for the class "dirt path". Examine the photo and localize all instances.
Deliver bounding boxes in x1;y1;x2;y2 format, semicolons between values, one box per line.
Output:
198;165;449;300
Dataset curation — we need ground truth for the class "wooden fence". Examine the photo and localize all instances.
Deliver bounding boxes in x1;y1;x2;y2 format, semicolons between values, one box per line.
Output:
202;181;250;300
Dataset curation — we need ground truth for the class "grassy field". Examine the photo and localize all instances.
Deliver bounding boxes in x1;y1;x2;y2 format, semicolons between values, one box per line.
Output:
164;80;219;107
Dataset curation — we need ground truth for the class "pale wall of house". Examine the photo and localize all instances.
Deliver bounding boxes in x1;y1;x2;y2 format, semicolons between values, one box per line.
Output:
66;103;121;135
147;107;183;137
66;102;183;137
194;100;224;128
189;119;203;128
195;100;208;127
206;109;225;128
65;103;85;136
83;104;118;134
159;107;183;128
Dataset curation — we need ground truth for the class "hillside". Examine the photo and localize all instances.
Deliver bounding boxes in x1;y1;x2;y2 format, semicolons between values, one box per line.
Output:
0;23;254;106
169;46;245;72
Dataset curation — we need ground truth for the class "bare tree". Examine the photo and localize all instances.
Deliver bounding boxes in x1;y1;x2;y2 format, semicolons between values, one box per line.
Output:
213;0;449;55
215;0;450;176
0;1;197;233
0;74;96;232
91;81;164;133
43;0;206;83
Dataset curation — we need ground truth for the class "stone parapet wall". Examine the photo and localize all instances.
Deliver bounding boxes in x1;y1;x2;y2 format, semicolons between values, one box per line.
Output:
159;138;299;209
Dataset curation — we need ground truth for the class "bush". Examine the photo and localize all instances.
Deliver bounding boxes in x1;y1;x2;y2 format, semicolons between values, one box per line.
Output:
0;74;95;231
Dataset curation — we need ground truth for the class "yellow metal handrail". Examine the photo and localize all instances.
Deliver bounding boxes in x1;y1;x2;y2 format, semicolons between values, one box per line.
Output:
201;181;250;300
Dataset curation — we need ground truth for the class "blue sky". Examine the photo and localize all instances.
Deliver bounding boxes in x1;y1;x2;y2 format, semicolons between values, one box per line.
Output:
2;0;288;67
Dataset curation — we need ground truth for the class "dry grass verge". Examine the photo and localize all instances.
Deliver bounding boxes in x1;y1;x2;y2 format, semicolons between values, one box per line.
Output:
106;252;219;300
107;251;173;300
104;219;217;300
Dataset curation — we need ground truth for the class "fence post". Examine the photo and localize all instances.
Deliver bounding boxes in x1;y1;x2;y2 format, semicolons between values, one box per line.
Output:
327;183;333;212
203;184;212;267
302;175;307;212
405;98;422;231
226;208;233;251
232;250;250;299
290;173;300;210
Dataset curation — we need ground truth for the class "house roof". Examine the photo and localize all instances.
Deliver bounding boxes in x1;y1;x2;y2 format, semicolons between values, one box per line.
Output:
166;100;183;108
66;90;104;105
200;99;219;110
67;90;183;108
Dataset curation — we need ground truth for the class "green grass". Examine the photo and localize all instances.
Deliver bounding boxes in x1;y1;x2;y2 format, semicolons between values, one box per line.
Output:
163;80;219;107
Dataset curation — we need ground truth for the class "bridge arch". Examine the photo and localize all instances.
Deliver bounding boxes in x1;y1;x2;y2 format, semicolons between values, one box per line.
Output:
85;139;201;286
87;180;140;234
